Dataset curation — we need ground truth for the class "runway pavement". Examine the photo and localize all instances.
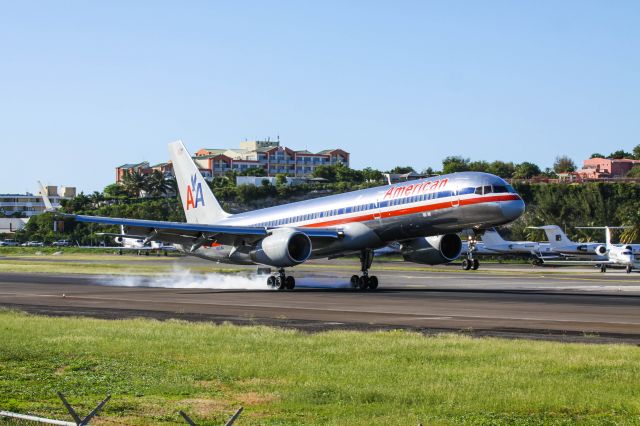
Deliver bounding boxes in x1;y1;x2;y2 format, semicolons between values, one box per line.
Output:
0;260;639;343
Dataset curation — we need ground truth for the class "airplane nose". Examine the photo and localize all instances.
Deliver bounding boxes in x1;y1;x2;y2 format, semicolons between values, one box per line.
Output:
501;199;525;222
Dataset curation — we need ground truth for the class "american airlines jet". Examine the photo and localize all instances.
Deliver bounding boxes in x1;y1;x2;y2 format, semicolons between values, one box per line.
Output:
67;141;525;290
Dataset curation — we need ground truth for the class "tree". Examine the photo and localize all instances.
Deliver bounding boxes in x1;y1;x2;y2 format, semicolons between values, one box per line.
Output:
487;161;515;178
388;166;416;175
312;165;337;182
468;161;489;173
513;162;541;179
362;167;383;182
335;164;364;183
441;156;469;174
103;183;127;198
590;153;605;159
145;170;171;197
121;171;147;197
608;150;634;159
627;166;640;178
275;173;288;186
633;144;640;160
553;155;576;173
618;201;640;243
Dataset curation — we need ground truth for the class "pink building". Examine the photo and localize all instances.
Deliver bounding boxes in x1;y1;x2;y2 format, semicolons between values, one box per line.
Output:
578;157;640;179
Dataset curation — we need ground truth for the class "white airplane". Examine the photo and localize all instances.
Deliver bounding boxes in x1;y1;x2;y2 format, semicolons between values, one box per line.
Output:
575;226;639;273
457;228;558;270
528;225;608;260
38;182;173;254
96;225;175;254
64;140;525;290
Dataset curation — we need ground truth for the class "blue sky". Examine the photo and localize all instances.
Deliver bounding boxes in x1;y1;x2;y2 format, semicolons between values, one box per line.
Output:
1;1;638;193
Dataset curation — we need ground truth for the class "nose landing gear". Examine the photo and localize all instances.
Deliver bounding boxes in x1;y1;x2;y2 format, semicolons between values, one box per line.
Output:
350;249;379;290
462;235;480;271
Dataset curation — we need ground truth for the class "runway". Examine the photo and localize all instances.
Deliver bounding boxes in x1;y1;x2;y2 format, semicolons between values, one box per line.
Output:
1;262;639;343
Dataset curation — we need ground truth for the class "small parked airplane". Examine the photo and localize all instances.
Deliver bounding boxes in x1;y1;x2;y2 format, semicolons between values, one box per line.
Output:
528;225;608;260
64;140;525;290
575;226;639;273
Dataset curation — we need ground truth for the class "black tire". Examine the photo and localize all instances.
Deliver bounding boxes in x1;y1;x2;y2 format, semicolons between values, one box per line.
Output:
626;265;632;274
368;275;379;290
275;276;286;290
358;276;369;290
285;276;296;290
462;259;471;270
600;265;607;273
350;275;359;288
267;276;276;287
471;259;479;270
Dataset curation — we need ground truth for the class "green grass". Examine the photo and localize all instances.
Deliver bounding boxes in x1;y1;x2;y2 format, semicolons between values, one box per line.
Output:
0;311;639;425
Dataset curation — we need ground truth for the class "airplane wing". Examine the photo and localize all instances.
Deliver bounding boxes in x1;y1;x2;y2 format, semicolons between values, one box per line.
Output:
66;214;343;251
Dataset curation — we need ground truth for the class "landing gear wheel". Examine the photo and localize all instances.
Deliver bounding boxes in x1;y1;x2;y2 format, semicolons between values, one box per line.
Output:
285;276;296;290
600;265;607;273
626;265;632;274
267;276;276;287
275;276;286;290
358;275;369;290
462;259;472;270
471;259;480;270
350;275;359;288
368;275;379;290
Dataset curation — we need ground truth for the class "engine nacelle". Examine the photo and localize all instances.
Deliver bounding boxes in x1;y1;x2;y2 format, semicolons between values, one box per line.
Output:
250;228;312;267
114;237;123;244
595;245;607;256
401;234;463;265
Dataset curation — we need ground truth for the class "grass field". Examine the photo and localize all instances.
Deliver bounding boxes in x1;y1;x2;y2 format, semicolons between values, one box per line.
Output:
0;311;639;425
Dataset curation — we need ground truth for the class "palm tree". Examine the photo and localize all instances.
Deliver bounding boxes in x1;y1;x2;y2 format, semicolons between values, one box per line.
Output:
618;202;640;243
145;170;171;197
121;171;147;198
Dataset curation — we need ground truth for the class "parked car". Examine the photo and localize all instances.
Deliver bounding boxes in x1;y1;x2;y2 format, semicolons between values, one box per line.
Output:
21;241;44;247
0;239;19;247
52;240;70;247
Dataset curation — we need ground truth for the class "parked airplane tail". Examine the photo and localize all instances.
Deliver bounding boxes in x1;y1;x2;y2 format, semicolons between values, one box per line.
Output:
479;228;507;246
168;140;230;224
37;181;55;212
575;226;627;249
528;225;571;248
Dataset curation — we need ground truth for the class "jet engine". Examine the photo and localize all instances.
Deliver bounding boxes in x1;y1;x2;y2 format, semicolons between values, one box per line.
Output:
250;228;312;267
401;234;463;265
595;245;607;256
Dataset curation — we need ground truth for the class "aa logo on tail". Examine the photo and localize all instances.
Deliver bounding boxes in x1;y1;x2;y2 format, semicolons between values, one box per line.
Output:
186;174;205;210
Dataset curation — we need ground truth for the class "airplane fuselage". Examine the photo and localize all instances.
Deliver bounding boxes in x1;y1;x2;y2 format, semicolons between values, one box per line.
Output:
187;172;525;264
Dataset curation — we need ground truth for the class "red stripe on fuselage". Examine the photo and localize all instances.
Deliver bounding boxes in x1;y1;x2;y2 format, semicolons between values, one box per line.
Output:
301;194;519;228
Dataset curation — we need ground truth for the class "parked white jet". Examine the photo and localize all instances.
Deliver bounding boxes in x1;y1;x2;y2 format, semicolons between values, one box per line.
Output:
528;225;607;260
458;228;558;270
64;140;525;290
575;227;639;273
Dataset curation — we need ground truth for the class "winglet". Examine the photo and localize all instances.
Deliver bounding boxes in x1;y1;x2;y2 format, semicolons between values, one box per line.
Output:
38;181;56;212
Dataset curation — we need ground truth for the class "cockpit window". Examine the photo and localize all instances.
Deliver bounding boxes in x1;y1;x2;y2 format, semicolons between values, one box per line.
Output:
483;185;492;194
493;185;509;193
474;187;483;195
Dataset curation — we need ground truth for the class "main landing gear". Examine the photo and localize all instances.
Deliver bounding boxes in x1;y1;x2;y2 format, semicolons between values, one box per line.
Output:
462;235;480;271
350;249;379;290
267;268;296;291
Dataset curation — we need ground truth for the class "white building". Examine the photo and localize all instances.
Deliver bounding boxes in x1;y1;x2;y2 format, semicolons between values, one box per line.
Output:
0;185;76;218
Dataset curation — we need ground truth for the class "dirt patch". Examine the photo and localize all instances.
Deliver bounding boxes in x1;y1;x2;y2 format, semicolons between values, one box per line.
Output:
181;398;227;417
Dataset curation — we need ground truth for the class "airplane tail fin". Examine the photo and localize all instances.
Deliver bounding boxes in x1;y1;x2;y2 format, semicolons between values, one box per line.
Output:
480;228;507;246
37;181;56;212
528;225;570;248
168;140;229;224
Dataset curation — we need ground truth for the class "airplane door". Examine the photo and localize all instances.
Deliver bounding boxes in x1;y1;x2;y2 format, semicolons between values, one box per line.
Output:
373;200;382;221
450;188;460;208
